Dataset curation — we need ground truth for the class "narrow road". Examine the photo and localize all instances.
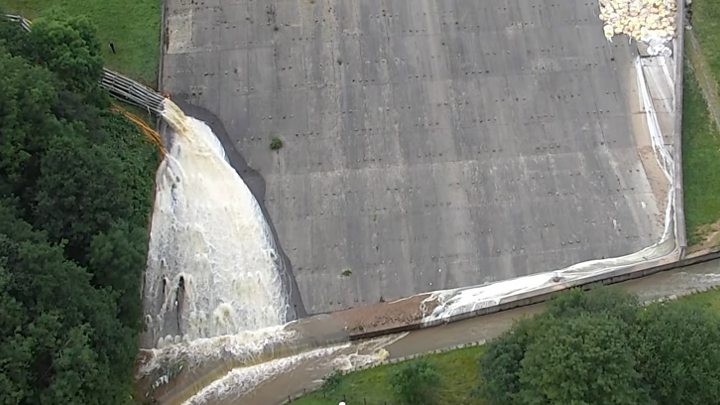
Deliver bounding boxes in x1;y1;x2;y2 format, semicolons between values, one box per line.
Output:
225;257;720;405
686;30;720;131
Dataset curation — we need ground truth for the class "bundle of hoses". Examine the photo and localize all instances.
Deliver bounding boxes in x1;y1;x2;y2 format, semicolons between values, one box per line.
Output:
599;0;677;55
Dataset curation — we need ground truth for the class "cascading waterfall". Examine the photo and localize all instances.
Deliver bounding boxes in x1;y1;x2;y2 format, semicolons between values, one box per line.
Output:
142;100;288;347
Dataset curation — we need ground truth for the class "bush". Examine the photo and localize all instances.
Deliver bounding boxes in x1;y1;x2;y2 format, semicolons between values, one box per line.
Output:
390;359;440;405
321;370;343;393
270;136;283;151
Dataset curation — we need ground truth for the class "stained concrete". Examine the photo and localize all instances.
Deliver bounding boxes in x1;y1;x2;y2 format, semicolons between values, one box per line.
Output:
162;0;666;314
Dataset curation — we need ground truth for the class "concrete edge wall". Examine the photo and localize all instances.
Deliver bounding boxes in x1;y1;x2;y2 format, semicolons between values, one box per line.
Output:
348;247;720;342
674;0;687;252
157;0;167;94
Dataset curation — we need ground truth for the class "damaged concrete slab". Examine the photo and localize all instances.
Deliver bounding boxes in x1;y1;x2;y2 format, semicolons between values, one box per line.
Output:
161;0;669;314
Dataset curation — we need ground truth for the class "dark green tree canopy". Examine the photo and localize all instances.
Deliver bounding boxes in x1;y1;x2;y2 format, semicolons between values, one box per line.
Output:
518;313;650;405
391;359;441;405
635;302;720;405
26;15;104;93
0;13;157;404
480;288;720;405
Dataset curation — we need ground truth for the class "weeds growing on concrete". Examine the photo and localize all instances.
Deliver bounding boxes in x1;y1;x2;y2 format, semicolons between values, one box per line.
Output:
270;137;284;151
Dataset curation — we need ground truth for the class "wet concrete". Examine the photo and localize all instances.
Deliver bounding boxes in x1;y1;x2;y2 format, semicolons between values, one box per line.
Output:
162;0;667;315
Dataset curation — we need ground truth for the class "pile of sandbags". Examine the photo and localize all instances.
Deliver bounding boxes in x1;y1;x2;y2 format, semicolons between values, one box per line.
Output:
599;0;677;54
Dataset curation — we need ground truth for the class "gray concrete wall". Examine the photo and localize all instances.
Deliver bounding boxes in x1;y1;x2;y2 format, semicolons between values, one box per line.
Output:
673;0;687;253
162;0;668;315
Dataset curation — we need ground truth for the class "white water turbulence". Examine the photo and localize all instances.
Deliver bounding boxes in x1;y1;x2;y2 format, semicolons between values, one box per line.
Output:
143;100;288;347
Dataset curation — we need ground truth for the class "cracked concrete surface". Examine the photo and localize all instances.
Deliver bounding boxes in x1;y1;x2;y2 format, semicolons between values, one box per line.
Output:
162;0;666;314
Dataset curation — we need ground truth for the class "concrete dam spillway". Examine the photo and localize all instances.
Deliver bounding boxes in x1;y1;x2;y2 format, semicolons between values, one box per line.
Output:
142;100;290;347
162;0;672;315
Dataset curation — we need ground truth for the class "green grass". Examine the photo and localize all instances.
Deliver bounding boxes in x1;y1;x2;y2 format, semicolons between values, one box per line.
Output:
2;0;161;86
293;346;486;405
693;0;720;87
682;64;720;244
675;286;720;311
684;0;720;246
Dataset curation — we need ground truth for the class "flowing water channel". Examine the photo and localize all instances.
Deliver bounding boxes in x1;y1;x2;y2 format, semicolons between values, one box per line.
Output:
142;100;289;348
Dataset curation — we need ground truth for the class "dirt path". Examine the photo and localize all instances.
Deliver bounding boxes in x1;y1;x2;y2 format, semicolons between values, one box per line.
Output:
686;30;720;132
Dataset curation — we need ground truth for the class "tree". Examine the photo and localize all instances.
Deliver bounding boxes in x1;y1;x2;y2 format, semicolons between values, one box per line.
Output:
0;48;62;205
544;287;639;324
0;14;156;404
88;222;147;330
480;287;720;405
390;359;440;405
479;288;640;405
0;264;33;404
517;313;650;405
0;201;134;404
479;318;543;404
33;134;134;262
25;15;103;95
635;301;720;405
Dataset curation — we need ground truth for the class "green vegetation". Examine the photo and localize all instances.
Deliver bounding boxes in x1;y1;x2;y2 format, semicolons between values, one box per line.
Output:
3;0;161;85
692;0;720;86
294;346;485;405
683;0;720;246
0;14;157;403
481;288;720;405
683;64;720;244
295;287;720;405
320;370;344;393
390;359;440;405
270;136;284;151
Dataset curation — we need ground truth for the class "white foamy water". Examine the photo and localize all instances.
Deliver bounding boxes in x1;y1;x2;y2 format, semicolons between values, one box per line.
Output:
182;344;348;405
139;325;296;375
180;333;406;404
142;100;288;347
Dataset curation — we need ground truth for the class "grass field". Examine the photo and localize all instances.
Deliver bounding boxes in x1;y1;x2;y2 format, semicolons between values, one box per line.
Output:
2;0;161;86
683;64;720;245
293;346;486;405
692;0;720;87
683;0;720;246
